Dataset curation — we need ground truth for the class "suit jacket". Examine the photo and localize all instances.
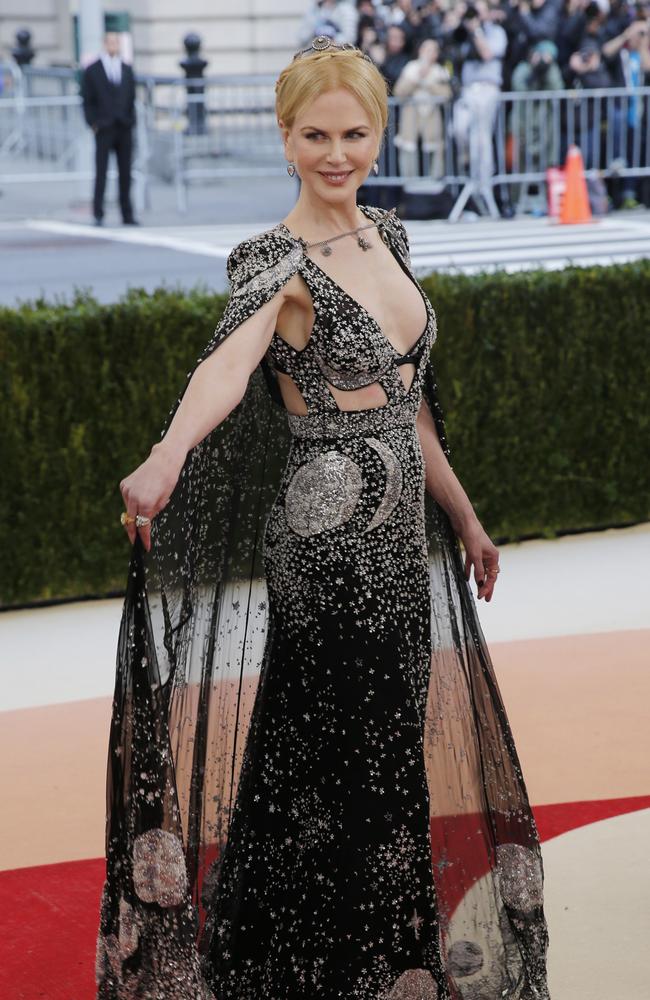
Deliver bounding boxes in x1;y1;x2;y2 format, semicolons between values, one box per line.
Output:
82;58;136;130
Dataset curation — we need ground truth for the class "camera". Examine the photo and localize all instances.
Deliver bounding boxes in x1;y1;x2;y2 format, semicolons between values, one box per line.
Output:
530;59;550;85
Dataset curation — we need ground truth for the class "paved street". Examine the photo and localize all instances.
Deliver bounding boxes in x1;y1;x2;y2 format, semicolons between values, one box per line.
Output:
0;175;298;305
1;175;649;306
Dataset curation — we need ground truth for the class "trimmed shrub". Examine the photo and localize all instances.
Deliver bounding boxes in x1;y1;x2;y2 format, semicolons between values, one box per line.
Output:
1;262;648;607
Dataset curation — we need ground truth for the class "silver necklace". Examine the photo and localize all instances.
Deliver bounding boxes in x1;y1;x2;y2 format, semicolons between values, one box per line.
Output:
305;219;379;256
300;208;396;257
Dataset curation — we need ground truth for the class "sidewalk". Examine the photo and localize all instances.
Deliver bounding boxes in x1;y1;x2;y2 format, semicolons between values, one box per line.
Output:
3;166;650;230
0;170;299;227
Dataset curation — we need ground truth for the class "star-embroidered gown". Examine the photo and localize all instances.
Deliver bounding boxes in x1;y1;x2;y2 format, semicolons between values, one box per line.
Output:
95;205;552;1000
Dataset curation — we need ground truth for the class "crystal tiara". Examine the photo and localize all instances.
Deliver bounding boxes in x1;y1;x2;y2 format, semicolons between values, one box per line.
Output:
293;35;374;63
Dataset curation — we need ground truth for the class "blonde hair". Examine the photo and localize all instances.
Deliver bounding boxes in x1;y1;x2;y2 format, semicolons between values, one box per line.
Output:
275;49;389;149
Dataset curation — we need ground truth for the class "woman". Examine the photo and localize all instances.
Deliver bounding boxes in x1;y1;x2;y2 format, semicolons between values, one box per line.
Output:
393;37;452;180
95;36;552;1000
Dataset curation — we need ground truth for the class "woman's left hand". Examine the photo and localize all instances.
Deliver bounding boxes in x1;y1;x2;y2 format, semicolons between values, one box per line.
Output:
452;516;500;602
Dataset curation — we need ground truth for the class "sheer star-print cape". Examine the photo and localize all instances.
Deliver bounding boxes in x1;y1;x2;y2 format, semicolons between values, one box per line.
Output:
95;206;551;999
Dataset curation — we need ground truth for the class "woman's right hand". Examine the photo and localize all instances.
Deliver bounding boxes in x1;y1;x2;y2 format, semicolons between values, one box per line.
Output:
119;441;185;550
117;278;285;550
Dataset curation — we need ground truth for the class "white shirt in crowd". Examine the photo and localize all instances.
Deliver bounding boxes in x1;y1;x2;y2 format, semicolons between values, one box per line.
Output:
460;21;508;88
299;0;359;46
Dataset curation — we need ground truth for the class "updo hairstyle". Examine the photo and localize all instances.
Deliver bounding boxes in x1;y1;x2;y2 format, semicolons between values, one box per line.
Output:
275;47;389;153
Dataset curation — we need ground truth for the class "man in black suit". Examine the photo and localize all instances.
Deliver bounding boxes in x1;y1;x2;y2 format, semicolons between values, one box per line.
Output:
82;31;138;225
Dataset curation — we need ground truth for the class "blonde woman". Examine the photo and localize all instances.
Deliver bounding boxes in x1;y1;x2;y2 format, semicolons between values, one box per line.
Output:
393;38;452;179
95;36;551;1000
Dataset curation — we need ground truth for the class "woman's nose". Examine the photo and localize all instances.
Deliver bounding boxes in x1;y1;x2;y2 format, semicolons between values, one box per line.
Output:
326;140;347;164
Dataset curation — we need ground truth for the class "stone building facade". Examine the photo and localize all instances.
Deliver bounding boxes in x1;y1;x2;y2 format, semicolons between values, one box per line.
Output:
0;0;307;76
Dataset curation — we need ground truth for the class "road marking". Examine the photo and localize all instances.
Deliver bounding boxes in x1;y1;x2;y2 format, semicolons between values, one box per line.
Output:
22;214;650;274
24;219;233;258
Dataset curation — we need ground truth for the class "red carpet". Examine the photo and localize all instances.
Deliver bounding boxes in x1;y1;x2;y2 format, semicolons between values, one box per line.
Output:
532;793;650;840
0;857;105;1000
2;796;649;1000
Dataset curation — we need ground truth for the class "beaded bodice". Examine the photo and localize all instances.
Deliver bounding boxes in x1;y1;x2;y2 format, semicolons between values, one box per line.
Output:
251;206;438;437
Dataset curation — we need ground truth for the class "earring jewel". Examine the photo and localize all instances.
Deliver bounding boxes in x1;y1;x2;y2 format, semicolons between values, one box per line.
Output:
372;160;379;175
287;162;296;177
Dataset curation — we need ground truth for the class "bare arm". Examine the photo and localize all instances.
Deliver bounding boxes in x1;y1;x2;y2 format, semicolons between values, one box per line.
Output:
471;28;497;62
416;396;500;601
601;21;644;60
156;292;283;464
465;20;503;62
641;34;650;72
120;286;287;548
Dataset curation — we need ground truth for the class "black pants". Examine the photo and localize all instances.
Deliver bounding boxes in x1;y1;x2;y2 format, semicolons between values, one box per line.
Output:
93;123;134;222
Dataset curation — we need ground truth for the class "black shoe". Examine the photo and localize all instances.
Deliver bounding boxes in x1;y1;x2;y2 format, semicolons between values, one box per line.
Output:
93;217;104;227
123;217;140;226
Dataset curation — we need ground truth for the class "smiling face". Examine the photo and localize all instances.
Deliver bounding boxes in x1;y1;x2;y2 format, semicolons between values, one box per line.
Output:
280;88;379;201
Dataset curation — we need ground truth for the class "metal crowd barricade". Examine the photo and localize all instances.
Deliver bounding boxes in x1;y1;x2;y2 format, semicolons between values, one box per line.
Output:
487;85;650;219
0;65;150;214
1;61;649;220
373;86;650;219
0;93;150;215
160;79;650;216
134;73;288;211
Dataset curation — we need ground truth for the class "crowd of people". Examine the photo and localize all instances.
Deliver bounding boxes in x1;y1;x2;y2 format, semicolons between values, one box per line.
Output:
298;0;650;211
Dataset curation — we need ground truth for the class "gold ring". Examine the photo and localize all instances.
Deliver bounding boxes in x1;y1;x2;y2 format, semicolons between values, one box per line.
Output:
120;512;136;526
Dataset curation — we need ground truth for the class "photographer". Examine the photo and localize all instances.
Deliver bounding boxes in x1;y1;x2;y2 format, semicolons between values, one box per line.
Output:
566;36;611;167
602;16;650;206
511;39;565;206
503;0;564;88
378;23;412;92
511;36;565;95
449;0;509;213
393;37;453;178
557;0;610;80
298;0;359;45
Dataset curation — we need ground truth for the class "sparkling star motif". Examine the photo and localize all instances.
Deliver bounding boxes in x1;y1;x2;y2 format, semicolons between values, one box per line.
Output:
408;907;424;940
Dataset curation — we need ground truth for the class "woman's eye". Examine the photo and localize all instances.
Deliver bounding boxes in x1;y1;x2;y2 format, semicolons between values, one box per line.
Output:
304;131;367;140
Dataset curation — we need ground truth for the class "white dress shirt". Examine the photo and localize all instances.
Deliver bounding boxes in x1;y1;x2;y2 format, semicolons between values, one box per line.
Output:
101;52;122;86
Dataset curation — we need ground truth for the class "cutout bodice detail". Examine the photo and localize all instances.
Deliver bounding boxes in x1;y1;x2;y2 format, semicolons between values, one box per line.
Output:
260;208;438;435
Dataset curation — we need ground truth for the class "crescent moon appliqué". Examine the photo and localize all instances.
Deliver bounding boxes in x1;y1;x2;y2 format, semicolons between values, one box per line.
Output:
363;437;403;533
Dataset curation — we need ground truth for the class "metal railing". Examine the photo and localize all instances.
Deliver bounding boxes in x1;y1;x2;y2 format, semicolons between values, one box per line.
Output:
0;63;150;212
161;81;650;215
1;62;649;219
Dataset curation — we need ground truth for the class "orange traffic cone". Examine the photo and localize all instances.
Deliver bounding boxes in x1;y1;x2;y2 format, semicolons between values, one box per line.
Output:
559;145;592;224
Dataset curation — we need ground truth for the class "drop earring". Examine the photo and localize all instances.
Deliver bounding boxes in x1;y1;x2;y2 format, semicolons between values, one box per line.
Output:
372;160;379;175
287;162;296;177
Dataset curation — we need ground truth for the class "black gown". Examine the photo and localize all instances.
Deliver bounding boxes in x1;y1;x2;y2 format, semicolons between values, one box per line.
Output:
95;205;551;1000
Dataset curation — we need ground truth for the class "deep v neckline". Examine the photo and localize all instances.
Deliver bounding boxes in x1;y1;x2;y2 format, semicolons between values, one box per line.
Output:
275;207;430;358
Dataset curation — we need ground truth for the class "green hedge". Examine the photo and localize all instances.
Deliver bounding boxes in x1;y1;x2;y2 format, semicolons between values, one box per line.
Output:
1;262;648;607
